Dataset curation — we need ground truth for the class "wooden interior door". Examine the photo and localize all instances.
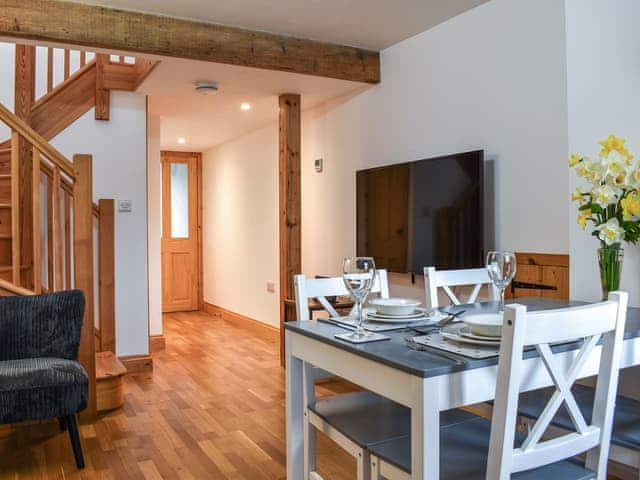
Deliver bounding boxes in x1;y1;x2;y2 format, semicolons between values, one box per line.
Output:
161;151;201;312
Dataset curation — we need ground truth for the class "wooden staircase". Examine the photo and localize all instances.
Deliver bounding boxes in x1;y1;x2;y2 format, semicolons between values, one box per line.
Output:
0;41;159;417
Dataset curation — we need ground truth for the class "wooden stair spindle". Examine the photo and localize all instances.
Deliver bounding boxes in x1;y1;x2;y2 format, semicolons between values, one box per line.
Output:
10;132;20;285
52;167;63;291
32;149;41;294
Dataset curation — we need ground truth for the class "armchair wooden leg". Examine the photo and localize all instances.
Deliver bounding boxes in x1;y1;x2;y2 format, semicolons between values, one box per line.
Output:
57;417;67;432
66;414;85;469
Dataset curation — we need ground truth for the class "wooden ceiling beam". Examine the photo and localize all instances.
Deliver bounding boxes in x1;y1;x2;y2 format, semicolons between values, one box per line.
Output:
1;0;381;84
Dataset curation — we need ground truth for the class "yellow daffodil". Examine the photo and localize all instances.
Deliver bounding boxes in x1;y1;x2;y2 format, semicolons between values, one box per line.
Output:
571;187;583;201
577;209;591;230
595;218;625;245
621;191;640;220
568;154;581;167
599;134;633;164
630;168;640;186
609;172;627;188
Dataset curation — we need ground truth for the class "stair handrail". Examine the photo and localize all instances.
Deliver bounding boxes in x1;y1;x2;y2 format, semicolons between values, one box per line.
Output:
0;278;35;296
0;101;75;179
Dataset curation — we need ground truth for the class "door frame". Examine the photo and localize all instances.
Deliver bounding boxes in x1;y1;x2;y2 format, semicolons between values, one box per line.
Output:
160;150;203;312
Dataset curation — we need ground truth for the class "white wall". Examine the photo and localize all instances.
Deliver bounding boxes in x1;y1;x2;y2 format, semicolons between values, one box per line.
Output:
302;0;569;296
51;92;150;356
147;114;163;336
566;0;640;306
0;42;15;140
202;123;280;328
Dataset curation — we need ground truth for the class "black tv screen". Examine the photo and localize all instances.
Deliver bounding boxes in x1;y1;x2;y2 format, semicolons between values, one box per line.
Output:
356;150;484;273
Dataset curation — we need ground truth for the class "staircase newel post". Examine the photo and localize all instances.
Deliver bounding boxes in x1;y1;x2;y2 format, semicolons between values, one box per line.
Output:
73;154;97;420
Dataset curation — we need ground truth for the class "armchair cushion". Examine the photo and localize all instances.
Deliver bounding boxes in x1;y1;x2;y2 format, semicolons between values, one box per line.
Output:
0;290;85;361
0;357;88;423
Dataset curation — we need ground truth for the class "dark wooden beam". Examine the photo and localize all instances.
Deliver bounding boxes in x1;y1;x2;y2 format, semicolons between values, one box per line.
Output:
1;0;380;84
278;94;301;364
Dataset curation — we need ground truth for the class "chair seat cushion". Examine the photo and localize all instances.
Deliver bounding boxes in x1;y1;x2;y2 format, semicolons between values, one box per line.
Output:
0;357;88;423
518;384;640;450
309;391;477;447
368;416;595;479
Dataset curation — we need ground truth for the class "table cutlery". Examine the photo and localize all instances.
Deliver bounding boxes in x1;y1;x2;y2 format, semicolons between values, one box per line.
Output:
437;309;466;327
404;336;466;365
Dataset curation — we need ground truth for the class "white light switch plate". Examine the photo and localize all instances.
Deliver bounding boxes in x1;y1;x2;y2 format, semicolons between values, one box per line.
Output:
118;200;133;212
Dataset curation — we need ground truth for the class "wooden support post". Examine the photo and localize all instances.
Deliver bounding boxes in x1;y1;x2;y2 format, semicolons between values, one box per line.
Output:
15;44;35;290
46;175;53;290
64;191;71;289
98;199;115;353
52;167;63;290
32;149;41;294
95;54;110;121
10;132;20;285
278;94;301;365
73;154;96;420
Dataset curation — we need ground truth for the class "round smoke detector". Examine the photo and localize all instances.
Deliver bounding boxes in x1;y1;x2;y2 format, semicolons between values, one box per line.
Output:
195;81;219;95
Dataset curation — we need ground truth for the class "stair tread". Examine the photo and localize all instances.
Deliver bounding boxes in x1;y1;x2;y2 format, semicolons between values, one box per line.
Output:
96;351;127;379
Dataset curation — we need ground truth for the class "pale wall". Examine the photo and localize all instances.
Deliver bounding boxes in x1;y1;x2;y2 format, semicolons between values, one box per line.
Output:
202;123;280;328
302;0;569;297
566;0;640;306
51;92;150;356
147;114;163;336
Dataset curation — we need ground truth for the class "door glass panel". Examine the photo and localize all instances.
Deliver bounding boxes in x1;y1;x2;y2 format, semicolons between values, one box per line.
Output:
170;163;189;238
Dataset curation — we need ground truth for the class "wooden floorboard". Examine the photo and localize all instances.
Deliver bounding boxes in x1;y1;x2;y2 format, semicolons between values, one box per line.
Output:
0;311;356;479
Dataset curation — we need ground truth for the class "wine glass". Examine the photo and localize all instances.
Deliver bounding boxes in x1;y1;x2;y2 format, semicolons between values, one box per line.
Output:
342;257;377;338
486;251;517;312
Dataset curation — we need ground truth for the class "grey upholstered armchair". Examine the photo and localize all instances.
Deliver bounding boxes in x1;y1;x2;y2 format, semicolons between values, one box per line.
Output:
0;290;88;469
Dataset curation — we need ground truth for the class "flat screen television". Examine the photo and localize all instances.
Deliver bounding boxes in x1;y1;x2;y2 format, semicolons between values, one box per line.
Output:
356;150;484;273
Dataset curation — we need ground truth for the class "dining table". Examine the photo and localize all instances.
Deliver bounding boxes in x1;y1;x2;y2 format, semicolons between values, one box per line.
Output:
284;297;640;480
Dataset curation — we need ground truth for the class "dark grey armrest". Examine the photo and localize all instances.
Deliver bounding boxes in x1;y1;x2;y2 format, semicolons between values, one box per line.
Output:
0;290;85;361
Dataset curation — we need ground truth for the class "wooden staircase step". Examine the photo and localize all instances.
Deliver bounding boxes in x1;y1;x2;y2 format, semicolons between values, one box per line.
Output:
96;351;126;412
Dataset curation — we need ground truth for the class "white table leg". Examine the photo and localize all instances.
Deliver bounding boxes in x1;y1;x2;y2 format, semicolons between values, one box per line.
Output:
303;362;317;478
412;377;439;479
286;331;304;479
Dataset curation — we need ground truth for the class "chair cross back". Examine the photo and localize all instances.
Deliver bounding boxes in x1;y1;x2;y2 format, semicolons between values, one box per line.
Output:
294;270;389;321
424;266;497;309
488;292;628;479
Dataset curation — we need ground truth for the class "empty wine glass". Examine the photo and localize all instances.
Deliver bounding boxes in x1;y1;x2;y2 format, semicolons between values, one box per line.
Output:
342;257;377;338
486;251;517;312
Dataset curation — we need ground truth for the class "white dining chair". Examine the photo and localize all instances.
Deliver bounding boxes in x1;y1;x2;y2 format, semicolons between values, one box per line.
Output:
368;291;628;480
424;266;498;310
293;270;474;480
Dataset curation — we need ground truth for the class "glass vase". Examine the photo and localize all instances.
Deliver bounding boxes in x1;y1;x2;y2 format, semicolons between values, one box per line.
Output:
597;245;624;300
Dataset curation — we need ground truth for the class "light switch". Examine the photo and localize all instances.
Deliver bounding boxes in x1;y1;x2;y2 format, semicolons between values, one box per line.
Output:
118;200;133;212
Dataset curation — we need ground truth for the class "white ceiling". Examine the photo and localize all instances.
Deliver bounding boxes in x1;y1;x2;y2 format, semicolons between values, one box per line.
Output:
141;57;366;152
108;0;489;151
71;0;488;50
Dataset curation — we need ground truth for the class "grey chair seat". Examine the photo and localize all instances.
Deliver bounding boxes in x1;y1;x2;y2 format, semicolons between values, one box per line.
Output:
0;357;88;423
310;391;478;447
518;384;640;451
368;416;595;479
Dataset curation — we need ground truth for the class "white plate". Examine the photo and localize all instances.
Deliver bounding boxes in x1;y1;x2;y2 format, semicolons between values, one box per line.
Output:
458;326;501;342
441;331;501;347
369;297;422;316
462;313;503;337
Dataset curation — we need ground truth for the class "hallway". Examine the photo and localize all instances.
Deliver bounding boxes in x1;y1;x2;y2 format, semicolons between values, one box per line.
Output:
0;312;355;479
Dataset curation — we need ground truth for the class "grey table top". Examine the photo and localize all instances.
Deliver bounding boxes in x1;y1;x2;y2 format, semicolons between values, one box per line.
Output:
285;298;640;378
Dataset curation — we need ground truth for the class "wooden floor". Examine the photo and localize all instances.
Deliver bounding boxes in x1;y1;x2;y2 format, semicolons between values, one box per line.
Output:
0;311;357;479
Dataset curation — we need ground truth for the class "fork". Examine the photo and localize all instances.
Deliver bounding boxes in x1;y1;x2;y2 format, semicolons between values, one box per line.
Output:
403;336;466;365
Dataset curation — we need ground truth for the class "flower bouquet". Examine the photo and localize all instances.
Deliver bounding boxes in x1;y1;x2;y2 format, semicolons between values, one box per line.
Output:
570;135;640;299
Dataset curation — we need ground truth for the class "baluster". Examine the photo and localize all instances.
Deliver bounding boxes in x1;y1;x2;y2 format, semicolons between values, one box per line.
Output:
80;51;86;68
64;190;72;289
64;49;70;80
98;199;115;353
119;55;124;64
47;175;53;291
52;167;63;290
10;132;20;285
32;149;41;294
47;48;53;93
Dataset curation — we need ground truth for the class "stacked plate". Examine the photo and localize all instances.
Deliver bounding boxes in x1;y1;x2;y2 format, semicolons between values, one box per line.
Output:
366;298;429;323
441;313;503;346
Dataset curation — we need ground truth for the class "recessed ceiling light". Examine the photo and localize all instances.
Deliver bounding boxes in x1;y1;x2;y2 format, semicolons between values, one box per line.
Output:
195;81;219;95
240;102;251;111
177;137;186;144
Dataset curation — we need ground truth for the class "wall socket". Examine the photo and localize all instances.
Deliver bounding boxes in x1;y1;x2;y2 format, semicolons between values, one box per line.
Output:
266;281;276;293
